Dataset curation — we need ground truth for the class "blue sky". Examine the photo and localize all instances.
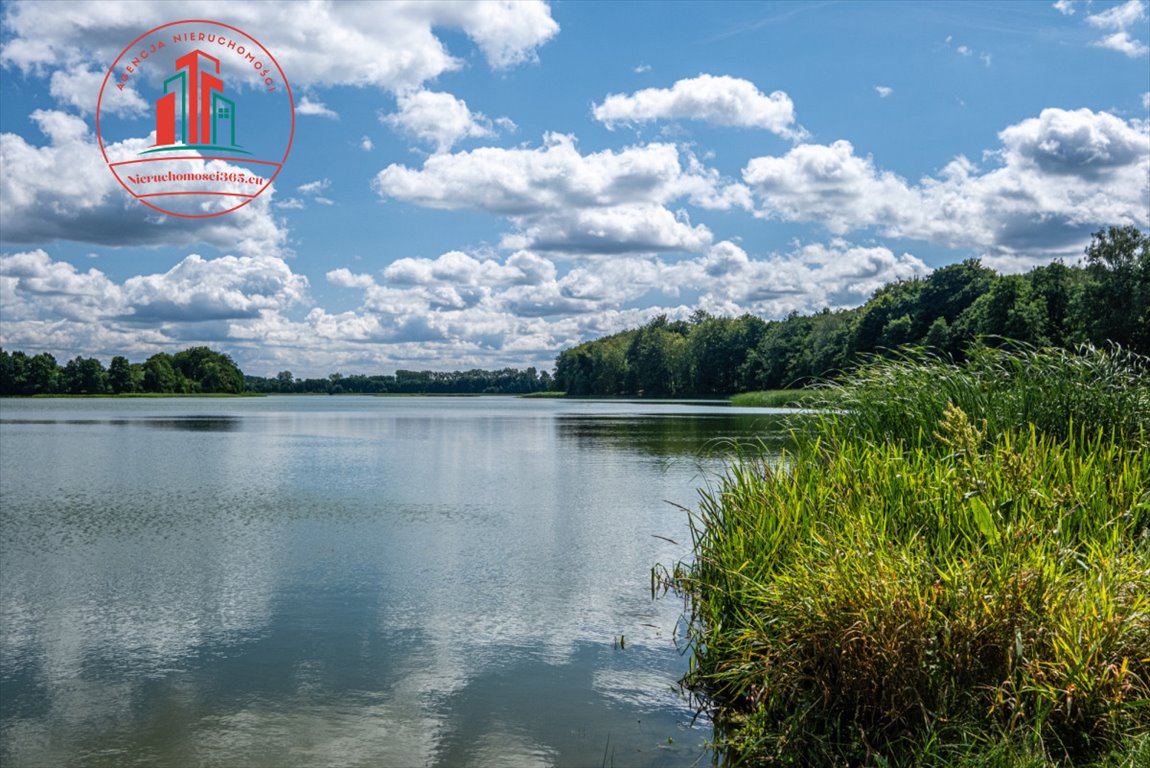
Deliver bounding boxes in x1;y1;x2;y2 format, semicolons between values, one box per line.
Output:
1;0;1147;377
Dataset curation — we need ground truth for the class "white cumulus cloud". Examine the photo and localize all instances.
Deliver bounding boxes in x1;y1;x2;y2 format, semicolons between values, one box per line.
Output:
0;248;124;323
1085;0;1149;56
0;249;309;361
0;110;287;255
297;179;331;196
375;133;751;255
743;140;919;234
297;96;338;119
383;90;512;153
743;107;1149;260
665;240;931;318
123;254;309;322
50;67;146;116
0;1;558;93
593;74;804;139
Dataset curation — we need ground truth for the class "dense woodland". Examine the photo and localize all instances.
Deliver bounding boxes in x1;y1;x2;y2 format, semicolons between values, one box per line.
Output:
0;346;245;396
2;227;1145;398
554;226;1149;396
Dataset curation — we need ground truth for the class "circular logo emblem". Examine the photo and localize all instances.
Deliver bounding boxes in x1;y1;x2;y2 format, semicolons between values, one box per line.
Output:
97;19;294;219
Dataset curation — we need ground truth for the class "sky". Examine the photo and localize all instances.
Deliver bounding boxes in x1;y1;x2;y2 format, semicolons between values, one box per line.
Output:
1;0;1147;378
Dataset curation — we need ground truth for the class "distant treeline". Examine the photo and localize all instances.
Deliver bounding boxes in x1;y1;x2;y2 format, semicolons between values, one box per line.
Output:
0;345;554;397
0;346;245;396
554;226;1149;397
244;367;553;395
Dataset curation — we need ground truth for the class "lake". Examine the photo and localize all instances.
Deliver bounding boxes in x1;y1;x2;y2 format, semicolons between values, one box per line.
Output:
0;396;787;767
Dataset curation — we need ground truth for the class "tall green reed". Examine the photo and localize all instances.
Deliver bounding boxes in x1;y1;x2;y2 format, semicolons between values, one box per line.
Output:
658;345;1150;766
810;342;1149;448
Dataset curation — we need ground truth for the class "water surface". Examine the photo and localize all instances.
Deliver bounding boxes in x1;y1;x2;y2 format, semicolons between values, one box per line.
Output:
0;396;787;767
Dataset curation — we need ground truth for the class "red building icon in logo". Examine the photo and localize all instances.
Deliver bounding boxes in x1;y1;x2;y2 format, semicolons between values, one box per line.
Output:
153;49;242;151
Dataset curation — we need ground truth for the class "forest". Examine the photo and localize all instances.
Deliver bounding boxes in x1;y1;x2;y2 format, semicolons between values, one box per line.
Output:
553;226;1149;396
0;346;245;396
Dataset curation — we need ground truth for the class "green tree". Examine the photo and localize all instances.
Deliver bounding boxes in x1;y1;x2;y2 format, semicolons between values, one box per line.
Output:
923;316;951;351
1026;261;1081;347
555;343;594;395
108;355;135;394
688;315;743;395
129;363;146;392
143;354;180;393
746;313;817;390
915;259;995;334
26;352;59;395
956;275;1047;345
0;349;26;395
1077;225;1150;353
61;356;108;395
171;347;244;393
850;280;923;356
880;313;914;348
199;361;227;393
627;316;688;396
800;305;855;377
590;336;630;395
275;370;295;392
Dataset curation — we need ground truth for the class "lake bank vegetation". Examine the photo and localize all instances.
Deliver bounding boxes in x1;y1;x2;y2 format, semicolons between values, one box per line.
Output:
729;390;828;408
655;344;1150;766
0;346;245;395
0;350;556;397
556;227;1148;398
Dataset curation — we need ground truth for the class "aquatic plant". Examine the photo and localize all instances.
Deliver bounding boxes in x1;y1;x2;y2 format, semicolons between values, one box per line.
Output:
811;342;1149;447
729;390;829;409
658;345;1150;766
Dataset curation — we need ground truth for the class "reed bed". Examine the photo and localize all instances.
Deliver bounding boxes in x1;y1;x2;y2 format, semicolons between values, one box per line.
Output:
658;344;1150;766
730;390;829;409
814;343;1149;447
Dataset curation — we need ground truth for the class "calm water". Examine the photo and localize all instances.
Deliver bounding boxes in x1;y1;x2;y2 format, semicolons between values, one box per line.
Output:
0;396;787;767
